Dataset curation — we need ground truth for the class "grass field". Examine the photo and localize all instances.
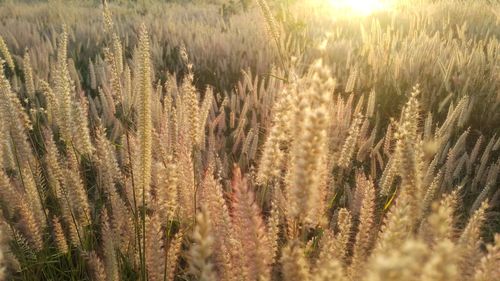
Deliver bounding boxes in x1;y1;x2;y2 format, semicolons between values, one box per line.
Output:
0;0;499;280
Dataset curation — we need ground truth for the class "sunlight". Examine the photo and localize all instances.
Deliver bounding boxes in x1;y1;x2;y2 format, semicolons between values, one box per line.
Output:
328;0;390;15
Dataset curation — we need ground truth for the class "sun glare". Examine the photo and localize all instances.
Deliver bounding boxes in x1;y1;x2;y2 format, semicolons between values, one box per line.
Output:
329;0;390;15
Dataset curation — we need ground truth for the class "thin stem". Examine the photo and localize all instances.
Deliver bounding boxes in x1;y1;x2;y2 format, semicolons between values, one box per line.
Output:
142;172;147;281
126;131;143;277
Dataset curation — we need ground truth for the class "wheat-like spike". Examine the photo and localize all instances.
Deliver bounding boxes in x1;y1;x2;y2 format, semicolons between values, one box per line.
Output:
267;196;281;264
444;129;469;184
256;87;293;185
338;113;363;168
312;257;346;281
423;112;433;141
392;89;425;227
383;121;394;156
74;98;94;156
0;36;14;72
437;95;469;138
198;166;236;281
0;171;20;221
420;189;458;244
249;129;260;160
451;152;467;182
176;144;196;221
0;60;33;166
156;158;178;222
73;100;94;155
316;208;351;271
349;173;376;280
0;220;16;280
94;123;121;192
473;234;500;281
110;192;132;254
241;128;255;159
345;67;358;93
21;168;46;231
123;64;133;115
366;89;376;118
356;123;376;163
459;201;488;246
102;0;114;33
52;28;94;155
420;239;458;281
180;50;200;147
23;51;35;100
188;207;217;281
404;85;421;141
334;208;352;264
84;251;107;281
42;129;64;191
394;127;417;182
63;163;91;228
38;80;57;124
112;34;123;75
145;214;165;281
94;124;131;251
419;170;443;220
231;166;272;281
471;136;496;191
287;61;332;225
316;228;336;264
166;231;184;281
67;59;81;94
52;216;68;254
196;88;213;146
64;207;80;248
255;0;280;43
458;201;489;280
366;239;428;281
379;155;396;196
485;159;499;187
53;27;74;144
493;136;500;151
101;210;118;281
423;148;441;186
17;198;43;252
281;240;310;281
104;47;122;103
10;228;36;261
89;59;97;90
469;183;493;215
314;218;348;279
136;23;153;206
373;192;412;255
43;130;81;247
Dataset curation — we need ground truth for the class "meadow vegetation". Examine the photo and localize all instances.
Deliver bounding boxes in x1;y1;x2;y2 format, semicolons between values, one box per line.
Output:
0;0;498;280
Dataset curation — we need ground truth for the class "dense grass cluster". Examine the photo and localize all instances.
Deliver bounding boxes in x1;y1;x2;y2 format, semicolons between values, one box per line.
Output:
0;0;499;280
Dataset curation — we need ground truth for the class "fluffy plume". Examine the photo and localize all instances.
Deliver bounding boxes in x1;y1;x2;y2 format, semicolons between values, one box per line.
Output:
136;23;153;207
473;234;500;281
281;241;310;281
287;60;333;225
231;166;272;281
188;207;217;281
0;36;14;72
349;173;376;280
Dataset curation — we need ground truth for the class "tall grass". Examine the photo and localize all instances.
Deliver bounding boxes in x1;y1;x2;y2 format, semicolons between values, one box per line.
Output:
0;0;498;280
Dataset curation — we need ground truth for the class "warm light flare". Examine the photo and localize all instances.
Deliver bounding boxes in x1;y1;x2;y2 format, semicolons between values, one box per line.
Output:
328;0;390;15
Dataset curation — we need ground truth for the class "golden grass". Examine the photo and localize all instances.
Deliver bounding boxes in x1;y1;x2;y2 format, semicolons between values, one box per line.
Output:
0;0;498;280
